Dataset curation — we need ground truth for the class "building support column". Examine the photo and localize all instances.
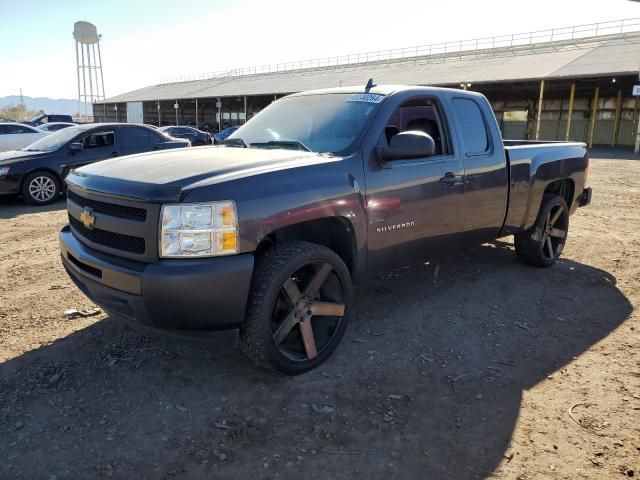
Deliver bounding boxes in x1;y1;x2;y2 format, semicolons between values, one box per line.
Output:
588;86;600;148
611;90;622;147
195;98;199;129
217;98;222;132
243;96;247;123
556;98;563;140
175;100;179;126
565;82;575;141
635;96;640;154
157;100;161;126
634;97;640;153
535;79;545;140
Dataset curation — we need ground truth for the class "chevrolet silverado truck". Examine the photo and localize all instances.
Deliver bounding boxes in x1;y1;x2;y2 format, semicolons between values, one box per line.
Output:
59;84;592;374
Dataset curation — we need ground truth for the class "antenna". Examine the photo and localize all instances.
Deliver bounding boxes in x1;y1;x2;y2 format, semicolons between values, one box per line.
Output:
365;78;376;92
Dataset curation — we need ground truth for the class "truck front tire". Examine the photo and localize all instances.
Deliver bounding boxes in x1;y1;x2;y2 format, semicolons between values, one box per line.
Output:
515;194;569;267
240;241;353;374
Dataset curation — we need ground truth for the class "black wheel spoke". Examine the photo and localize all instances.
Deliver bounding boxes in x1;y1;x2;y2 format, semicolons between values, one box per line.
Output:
550;206;563;226
303;262;332;298
550;227;566;239
545;236;554;259
272;309;299;345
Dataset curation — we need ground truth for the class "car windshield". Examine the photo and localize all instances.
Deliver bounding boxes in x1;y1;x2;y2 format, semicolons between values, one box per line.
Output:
228;93;384;154
23;126;82;152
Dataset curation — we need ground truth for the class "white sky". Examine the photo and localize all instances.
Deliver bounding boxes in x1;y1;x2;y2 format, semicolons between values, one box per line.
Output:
0;0;638;99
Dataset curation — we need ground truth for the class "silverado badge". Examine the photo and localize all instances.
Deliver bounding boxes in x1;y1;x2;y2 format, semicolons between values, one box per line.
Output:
80;208;96;230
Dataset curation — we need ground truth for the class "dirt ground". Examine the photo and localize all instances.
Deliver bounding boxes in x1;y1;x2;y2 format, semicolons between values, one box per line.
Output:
1;154;639;480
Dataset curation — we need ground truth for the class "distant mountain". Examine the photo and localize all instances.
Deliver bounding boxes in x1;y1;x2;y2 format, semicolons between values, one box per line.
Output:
0;96;92;116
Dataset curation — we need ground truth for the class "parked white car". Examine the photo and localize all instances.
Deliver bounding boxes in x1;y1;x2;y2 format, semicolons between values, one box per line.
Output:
0;123;49;152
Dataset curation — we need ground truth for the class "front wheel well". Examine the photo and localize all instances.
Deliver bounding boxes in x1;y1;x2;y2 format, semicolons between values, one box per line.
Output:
255;217;357;274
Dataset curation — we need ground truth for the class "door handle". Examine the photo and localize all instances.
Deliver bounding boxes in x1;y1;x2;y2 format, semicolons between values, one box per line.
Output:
439;172;462;186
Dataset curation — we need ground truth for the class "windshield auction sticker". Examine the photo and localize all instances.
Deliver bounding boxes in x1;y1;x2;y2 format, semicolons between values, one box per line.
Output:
346;93;384;103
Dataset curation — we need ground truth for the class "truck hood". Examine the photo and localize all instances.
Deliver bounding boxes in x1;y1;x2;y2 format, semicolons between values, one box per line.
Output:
67;146;340;202
0;149;50;166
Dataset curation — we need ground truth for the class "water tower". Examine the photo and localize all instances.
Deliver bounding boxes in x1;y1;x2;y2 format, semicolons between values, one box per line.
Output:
73;21;106;120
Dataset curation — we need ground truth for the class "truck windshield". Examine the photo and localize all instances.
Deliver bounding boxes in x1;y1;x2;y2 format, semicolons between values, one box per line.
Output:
23;126;82;152
228;93;384;154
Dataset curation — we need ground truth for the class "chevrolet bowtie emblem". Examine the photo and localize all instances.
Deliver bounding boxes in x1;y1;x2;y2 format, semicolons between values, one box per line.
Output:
80;208;96;230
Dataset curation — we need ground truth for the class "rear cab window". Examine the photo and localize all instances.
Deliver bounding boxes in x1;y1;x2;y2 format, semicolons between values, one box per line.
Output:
451;98;490;155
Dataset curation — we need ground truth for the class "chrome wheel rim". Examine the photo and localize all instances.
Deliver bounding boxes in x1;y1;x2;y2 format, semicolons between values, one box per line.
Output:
28;176;56;202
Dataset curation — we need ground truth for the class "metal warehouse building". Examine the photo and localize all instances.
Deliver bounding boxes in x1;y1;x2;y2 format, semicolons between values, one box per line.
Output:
94;19;640;149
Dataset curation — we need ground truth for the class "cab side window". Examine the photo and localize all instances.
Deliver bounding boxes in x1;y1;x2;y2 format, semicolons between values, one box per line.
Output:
82;130;115;149
451;98;489;155
382;98;448;156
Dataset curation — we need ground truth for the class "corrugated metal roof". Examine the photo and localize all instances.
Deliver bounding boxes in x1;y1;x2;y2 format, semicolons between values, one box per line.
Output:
98;33;640;104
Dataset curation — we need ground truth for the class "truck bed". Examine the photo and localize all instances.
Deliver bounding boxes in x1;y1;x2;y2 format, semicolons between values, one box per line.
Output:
501;140;588;236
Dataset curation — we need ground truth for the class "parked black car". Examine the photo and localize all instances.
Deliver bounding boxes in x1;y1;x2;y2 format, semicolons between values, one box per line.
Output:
26;114;74;126
0;123;189;205
213;125;240;144
158;126;212;146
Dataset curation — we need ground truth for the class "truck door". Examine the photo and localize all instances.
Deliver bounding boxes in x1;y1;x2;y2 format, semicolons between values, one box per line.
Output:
448;96;508;247
365;95;465;273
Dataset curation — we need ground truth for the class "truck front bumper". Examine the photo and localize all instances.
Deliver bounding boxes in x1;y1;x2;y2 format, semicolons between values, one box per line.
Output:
59;225;254;335
578;187;592;207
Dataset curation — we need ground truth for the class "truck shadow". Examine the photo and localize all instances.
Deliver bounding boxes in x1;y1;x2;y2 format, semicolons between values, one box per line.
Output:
0;241;632;479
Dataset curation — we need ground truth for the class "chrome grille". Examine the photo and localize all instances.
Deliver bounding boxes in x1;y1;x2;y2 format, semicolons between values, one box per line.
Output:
69;215;145;254
68;190;147;221
67;187;160;262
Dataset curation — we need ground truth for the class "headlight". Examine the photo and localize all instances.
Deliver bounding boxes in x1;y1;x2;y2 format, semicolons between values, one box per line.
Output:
0;167;9;176
160;201;238;257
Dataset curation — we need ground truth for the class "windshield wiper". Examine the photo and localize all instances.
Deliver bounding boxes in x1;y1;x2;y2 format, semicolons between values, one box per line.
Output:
249;140;310;152
222;137;247;148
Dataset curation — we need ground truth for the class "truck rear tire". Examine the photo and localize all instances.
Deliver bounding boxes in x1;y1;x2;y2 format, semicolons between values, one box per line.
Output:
515;194;569;267
240;241;352;374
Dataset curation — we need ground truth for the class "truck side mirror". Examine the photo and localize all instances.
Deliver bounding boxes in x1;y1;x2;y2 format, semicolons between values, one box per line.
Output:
70;142;84;154
378;131;435;161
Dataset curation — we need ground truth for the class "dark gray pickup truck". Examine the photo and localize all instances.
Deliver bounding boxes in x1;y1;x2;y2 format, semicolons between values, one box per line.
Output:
59;84;591;374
